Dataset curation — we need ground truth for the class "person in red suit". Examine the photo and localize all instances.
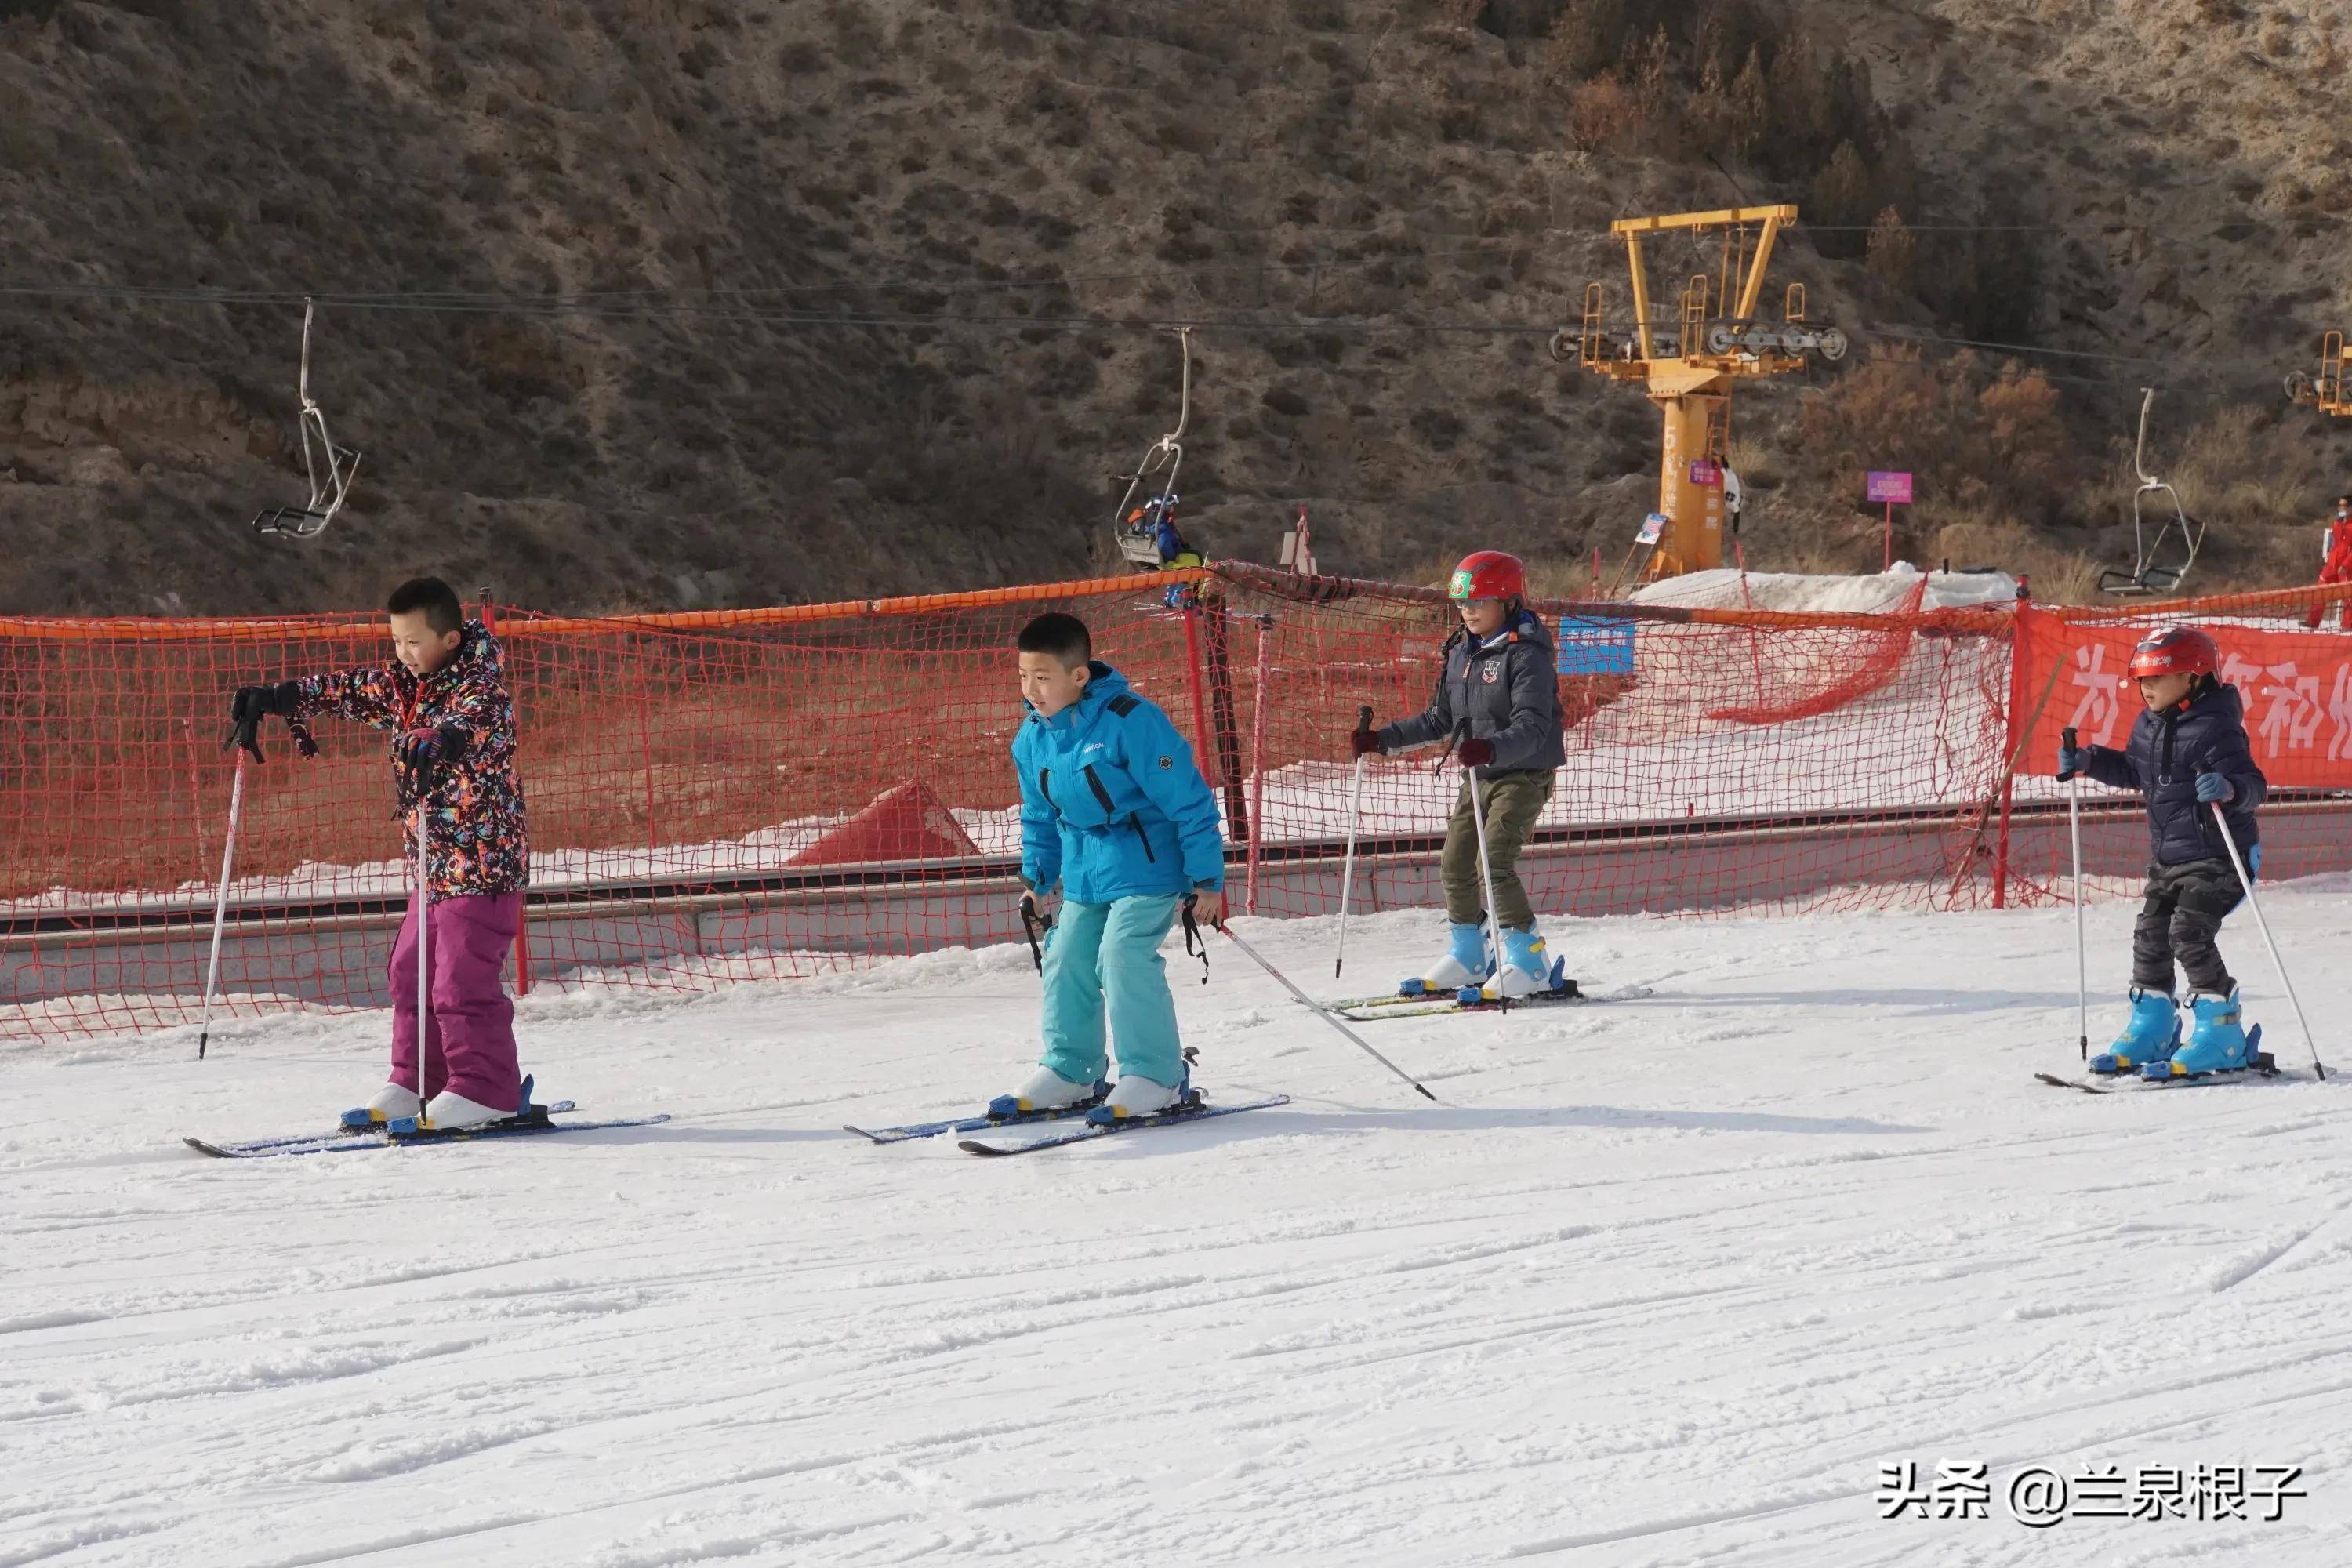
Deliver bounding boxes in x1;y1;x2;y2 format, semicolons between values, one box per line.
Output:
2306;494;2352;631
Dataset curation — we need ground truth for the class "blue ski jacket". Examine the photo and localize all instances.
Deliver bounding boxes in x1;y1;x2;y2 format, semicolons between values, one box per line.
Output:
2079;680;2267;866
1014;662;1225;903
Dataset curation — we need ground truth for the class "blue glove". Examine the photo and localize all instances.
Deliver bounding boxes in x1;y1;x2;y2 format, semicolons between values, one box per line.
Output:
2056;743;2085;779
2194;772;2234;804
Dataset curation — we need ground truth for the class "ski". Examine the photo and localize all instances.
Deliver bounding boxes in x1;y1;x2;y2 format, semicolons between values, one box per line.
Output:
2035;1058;2287;1095
959;1094;1289;1157
1333;982;1650;1023
185;1106;666;1159
203;1098;583;1153
845;1096;1109;1146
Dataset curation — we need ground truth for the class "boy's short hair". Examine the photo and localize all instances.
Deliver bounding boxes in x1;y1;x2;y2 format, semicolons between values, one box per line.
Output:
386;576;464;635
1017;612;1091;668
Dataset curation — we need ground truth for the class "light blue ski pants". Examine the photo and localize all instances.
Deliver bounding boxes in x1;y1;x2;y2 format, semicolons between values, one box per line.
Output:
1037;894;1185;1088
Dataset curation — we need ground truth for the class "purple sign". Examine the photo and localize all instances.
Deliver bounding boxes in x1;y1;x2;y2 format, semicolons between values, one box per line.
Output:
1688;459;1722;487
1867;470;1915;505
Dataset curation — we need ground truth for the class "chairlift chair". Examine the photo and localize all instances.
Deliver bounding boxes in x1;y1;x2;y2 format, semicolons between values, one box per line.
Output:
2099;388;2203;597
251;298;362;539
1112;327;1192;568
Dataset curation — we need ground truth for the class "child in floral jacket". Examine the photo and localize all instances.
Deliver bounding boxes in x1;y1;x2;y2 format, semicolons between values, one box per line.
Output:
230;576;528;1128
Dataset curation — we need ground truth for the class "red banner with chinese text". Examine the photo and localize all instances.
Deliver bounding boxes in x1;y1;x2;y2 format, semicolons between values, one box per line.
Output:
2013;607;2352;787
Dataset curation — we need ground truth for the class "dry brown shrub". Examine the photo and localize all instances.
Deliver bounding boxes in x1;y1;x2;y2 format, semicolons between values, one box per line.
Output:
1564;71;1644;152
1795;347;2080;525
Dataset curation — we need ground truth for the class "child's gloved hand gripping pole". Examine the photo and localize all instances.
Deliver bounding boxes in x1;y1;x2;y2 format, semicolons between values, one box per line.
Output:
2199;767;2325;1080
199;690;319;1062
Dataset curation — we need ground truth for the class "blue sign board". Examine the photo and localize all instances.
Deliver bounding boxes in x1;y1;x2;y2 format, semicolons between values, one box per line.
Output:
1555;615;1636;677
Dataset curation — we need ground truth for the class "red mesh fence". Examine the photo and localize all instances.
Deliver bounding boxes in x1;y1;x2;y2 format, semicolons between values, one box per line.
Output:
6;569;2351;1040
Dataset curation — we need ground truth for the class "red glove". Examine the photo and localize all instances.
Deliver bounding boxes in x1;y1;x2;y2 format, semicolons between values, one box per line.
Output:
1457;737;1495;768
1350;724;1383;759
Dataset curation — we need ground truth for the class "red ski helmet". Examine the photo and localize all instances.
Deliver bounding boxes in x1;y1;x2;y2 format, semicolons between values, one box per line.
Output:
2127;625;2219;680
1448;550;1526;602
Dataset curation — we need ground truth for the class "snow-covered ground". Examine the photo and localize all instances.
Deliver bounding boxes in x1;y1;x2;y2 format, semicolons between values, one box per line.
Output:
8;889;2352;1566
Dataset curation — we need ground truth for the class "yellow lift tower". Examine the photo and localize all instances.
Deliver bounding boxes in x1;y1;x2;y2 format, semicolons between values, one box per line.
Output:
1556;205;1846;579
2285;332;2352;416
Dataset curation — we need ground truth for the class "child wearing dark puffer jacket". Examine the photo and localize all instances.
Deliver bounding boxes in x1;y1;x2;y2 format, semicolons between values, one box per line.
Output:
2059;625;2267;1080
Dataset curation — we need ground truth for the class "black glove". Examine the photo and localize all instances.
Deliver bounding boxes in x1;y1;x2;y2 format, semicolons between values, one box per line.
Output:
397;725;471;769
230;682;301;725
226;681;302;760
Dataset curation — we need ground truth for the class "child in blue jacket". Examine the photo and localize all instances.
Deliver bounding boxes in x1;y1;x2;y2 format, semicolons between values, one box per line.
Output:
993;612;1226;1123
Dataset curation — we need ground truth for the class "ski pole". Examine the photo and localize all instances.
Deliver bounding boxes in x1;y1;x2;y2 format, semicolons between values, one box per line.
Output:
2063;726;2087;1062
194;751;250;1062
1219;926;1438;1102
1334;703;1371;979
415;791;433;1116
2205;792;2325;1081
1465;762;1507;989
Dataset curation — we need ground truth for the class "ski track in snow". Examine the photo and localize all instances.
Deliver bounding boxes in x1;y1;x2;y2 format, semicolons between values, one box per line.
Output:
6;897;2352;1564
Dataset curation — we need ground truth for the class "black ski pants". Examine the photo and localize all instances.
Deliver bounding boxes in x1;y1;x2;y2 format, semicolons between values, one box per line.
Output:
2131;858;2244;996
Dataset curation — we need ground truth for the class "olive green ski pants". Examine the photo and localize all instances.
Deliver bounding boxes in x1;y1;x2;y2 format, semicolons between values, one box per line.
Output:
1439;771;1553;931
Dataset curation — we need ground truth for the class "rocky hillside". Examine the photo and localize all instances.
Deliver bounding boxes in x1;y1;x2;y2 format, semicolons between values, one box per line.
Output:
2;0;2347;615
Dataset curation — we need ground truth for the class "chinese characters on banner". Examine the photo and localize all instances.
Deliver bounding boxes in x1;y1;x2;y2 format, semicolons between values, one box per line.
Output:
2012;608;2352;789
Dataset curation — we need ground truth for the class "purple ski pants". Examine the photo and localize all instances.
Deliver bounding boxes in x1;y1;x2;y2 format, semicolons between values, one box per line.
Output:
387;891;524;1112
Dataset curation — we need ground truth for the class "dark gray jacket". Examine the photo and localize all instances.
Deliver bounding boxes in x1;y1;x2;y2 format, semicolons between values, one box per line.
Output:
2080;680;2266;866
1378;608;1566;773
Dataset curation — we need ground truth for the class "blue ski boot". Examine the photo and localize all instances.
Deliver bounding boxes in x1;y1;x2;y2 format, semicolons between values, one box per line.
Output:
1399;921;1491;996
2146;989;2259;1079
1488;926;1559;1000
2089;988;2177;1076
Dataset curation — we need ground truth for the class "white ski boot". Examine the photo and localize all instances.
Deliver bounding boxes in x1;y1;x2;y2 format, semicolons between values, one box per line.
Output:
987;1066;1106;1120
1089;1074;1182;1123
423;1090;513;1131
342;1082;423;1130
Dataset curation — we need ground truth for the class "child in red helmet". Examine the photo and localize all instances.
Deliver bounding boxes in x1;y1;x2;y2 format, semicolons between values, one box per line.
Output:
2057;625;2268;1079
1352;550;1568;999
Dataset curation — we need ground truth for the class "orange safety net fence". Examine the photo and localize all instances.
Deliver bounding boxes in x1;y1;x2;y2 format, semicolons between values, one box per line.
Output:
6;569;2351;1040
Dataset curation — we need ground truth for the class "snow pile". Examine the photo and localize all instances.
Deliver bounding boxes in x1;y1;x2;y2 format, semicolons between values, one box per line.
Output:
1632;564;2020;613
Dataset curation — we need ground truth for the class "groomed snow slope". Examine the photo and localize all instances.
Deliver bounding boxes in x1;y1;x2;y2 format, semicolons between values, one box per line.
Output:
7;890;2352;1566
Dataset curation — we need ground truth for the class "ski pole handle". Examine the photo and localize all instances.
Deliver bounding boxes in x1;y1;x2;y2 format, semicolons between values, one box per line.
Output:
1357;703;1372;730
2058;724;2078;783
1019;895;1050;975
